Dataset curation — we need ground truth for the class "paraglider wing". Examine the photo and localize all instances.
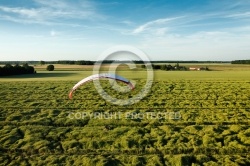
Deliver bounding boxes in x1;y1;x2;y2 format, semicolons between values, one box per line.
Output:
69;73;134;99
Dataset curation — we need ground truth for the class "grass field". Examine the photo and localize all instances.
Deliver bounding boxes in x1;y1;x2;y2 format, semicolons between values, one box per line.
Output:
0;65;250;165
33;63;250;71
1;70;250;81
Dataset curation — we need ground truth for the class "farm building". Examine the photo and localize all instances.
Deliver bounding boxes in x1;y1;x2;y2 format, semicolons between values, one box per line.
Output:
189;67;200;71
189;67;209;71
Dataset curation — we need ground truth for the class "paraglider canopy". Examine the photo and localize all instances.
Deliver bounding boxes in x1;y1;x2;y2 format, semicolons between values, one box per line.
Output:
69;73;134;99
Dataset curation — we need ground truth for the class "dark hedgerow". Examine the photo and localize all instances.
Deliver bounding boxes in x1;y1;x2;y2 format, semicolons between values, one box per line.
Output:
0;63;35;76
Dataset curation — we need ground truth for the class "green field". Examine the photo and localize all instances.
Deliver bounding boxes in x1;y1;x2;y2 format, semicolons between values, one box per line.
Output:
0;68;250;165
1;70;250;81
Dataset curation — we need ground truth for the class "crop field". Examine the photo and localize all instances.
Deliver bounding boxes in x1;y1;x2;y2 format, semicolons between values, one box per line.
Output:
0;70;250;165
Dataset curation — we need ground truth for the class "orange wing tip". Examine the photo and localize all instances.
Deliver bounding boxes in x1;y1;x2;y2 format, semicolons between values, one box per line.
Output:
69;91;73;99
129;82;135;90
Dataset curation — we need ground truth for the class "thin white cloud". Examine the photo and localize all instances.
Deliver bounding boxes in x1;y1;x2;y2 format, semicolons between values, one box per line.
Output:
0;6;39;18
130;9;250;37
33;0;69;9
0;13;82;27
226;12;250;18
0;0;104;25
132;16;185;34
155;28;168;36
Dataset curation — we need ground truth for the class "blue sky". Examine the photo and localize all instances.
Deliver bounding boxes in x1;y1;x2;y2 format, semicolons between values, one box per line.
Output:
0;0;250;61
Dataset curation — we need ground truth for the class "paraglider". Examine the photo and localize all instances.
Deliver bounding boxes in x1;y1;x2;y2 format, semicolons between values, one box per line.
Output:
69;73;134;99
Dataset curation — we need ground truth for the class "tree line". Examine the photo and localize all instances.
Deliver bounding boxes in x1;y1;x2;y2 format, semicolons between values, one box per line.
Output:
0;60;232;65
231;60;250;64
142;63;209;71
40;60;94;65
0;64;35;76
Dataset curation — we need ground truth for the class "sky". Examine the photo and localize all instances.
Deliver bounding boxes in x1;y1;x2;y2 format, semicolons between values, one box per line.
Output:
0;0;250;61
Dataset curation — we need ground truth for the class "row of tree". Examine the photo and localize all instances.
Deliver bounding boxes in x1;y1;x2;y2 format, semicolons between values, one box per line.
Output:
231;60;250;64
0;60;233;65
152;63;188;71
142;64;209;71
40;60;94;65
0;64;35;76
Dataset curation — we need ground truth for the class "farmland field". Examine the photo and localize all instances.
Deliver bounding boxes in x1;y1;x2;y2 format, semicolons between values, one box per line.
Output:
0;69;250;165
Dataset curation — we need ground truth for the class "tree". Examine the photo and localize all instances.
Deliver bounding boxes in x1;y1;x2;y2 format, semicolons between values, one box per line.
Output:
160;64;167;70
176;63;180;67
47;65;54;71
40;61;45;65
152;65;161;69
175;63;180;70
166;65;174;70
